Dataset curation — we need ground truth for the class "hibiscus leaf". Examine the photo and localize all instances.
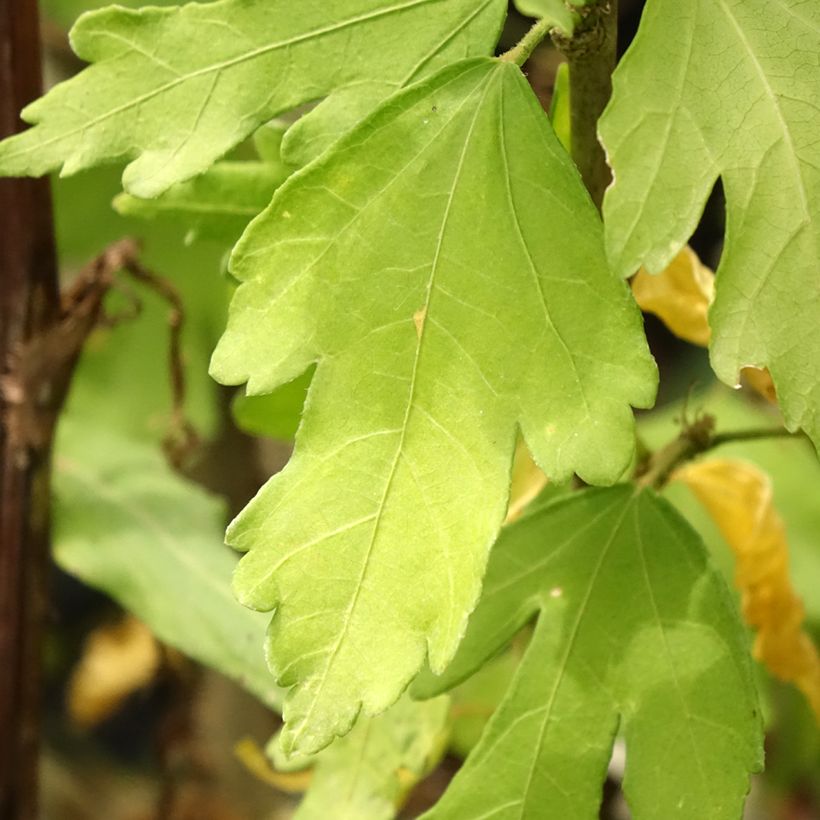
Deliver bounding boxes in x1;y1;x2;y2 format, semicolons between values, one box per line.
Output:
211;57;656;754
415;487;763;820
0;0;506;196
601;0;820;450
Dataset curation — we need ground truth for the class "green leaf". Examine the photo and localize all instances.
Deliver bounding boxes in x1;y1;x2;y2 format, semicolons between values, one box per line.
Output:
415;486;763;820
52;166;230;440
513;0;575;34
0;0;506;196
549;62;571;152
281;81;398;167
447;647;520;759
53;418;282;711
41;0;180;30
232;369;313;442
49;164;277;703
211;57;656;754
113;159;291;245
269;695;450;820
600;0;820;450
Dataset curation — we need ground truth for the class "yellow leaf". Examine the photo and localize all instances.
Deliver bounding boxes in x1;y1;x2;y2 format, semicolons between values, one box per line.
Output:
505;438;548;524
233;737;313;793
631;246;714;347
632;248;780;407
741;366;778;404
675;458;820;721
68;615;161;727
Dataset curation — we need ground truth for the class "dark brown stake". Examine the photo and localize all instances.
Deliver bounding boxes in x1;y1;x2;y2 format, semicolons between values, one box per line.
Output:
0;0;59;816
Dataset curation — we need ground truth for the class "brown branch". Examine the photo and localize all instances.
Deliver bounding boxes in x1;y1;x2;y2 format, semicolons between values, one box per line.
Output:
120;256;200;468
1;226;199;816
0;0;61;814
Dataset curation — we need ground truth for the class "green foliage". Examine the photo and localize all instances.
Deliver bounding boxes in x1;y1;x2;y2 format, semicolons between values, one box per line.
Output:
114;122;295;245
6;0;820;814
54;418;283;710
414;487;763;819
269;696;450;820
0;0;505;196
114;160;290;245
232;370;313;442
513;0;575;34
601;0;820;450
212;57;656;754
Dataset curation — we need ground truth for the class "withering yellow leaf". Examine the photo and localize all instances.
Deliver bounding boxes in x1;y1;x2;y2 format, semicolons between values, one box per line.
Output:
633;248;781;408
505;438;548;524
741;366;778;404
675;458;820;720
632;246;714;347
233;737;313;793
68;615;161;727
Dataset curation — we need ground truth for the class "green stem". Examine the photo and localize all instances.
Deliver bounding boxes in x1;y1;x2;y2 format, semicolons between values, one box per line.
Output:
501;18;553;67
553;0;618;210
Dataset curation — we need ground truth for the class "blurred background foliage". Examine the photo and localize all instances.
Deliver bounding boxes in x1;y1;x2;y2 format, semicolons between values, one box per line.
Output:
31;1;820;818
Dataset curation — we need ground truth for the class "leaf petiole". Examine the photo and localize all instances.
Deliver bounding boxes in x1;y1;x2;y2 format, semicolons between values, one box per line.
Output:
500;18;554;66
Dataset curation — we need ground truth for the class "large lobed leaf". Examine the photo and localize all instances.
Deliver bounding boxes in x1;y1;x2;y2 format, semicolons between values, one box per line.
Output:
0;0;505;196
601;0;820;450
415;486;763;820
211;57;657;754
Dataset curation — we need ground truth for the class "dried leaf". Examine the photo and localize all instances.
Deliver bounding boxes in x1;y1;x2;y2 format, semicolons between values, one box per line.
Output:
676;458;820;720
68;615;161;727
741;367;778;404
630;246;780;408
631;246;714;347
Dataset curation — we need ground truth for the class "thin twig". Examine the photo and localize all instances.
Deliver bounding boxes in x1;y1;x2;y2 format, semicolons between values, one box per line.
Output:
636;416;807;490
119;255;200;467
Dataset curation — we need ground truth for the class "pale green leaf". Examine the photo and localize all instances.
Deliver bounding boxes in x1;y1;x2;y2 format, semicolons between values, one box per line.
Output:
232;370;313;442
415;487;763;820
268;696;450;820
513;0;575;34
0;0;506;196
114;159;291;244
281;81;397;167
53;418;282;711
549;61;571;152
600;0;820;449
49;165;279;703
52;166;230;440
211;58;656;754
